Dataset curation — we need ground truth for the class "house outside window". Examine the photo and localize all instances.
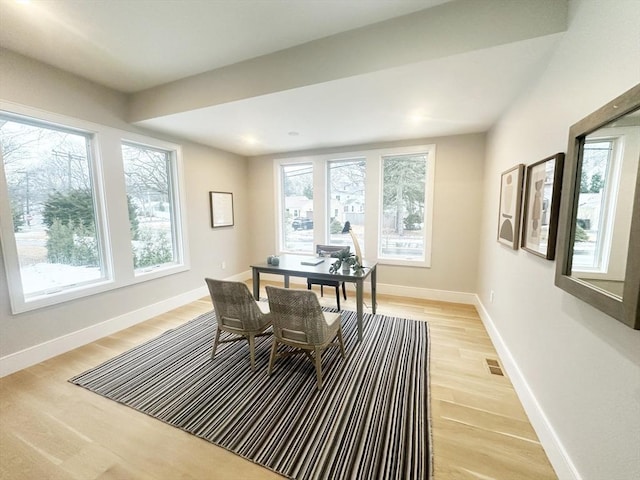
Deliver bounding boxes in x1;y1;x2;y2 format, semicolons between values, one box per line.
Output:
569;120;640;301
328;158;365;255
280;163;313;253
275;145;434;266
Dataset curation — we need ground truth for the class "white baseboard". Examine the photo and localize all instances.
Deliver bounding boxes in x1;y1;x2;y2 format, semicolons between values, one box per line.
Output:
0;270;253;377
473;296;581;480
377;282;476;304
0;285;209;378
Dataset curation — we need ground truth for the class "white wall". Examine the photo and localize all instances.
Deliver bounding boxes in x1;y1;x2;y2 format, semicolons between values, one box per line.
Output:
477;1;640;479
248;133;485;296
0;50;250;363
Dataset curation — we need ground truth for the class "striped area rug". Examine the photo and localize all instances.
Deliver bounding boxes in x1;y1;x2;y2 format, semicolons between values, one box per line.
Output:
70;309;432;480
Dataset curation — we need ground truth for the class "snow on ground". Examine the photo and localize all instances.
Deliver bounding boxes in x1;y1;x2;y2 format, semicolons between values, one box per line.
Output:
21;263;102;295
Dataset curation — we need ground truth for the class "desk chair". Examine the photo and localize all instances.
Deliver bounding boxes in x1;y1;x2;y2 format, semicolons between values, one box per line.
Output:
306;244;349;310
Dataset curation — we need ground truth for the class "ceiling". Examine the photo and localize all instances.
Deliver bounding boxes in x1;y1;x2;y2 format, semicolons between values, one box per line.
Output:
0;0;565;157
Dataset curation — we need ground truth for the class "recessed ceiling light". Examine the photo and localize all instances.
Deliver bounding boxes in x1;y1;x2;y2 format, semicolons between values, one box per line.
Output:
409;111;428;124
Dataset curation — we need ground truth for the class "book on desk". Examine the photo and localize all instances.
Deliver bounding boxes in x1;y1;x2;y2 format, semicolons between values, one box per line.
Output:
300;258;325;266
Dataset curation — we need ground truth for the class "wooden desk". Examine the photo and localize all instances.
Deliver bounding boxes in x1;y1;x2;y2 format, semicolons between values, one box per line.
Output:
250;254;377;342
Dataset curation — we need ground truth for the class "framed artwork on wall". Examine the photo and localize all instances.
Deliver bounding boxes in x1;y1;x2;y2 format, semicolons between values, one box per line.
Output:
210;191;234;228
521;153;564;259
497;164;524;249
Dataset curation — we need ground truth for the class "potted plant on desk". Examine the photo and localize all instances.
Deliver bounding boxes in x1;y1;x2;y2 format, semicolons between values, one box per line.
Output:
329;250;363;274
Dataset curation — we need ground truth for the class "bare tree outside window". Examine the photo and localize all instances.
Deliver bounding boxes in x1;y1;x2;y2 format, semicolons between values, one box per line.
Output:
276;146;433;266
0;115;104;296
328;158;365;253
121;142;177;271
1;108;188;313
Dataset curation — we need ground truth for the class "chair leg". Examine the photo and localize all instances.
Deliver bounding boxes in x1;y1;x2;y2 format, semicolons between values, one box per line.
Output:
314;346;323;391
337;325;346;359
335;285;341;311
248;334;256;372
320;285;324;297
268;339;278;375
342;281;347;300
211;327;222;360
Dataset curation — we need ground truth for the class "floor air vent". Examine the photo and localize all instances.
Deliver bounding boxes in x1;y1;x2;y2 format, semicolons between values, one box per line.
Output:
485;358;504;376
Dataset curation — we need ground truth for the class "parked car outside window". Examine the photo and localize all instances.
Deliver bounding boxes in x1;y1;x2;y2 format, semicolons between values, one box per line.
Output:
292;217;314;230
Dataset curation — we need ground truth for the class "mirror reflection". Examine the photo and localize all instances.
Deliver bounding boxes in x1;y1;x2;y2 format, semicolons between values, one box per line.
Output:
570;108;640;298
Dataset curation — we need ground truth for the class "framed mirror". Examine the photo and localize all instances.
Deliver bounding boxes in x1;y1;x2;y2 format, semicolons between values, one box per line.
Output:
555;83;640;329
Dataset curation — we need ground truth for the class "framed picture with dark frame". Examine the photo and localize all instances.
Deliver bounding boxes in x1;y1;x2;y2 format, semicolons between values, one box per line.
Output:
209;191;234;228
497;164;525;249
521;153;564;259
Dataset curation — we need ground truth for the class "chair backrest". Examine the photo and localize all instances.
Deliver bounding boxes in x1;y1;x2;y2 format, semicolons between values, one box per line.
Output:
205;278;266;331
265;286;330;345
316;244;350;256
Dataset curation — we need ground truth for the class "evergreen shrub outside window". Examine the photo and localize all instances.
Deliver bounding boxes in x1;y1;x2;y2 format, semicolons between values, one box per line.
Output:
0;114;106;297
0;107;187;314
121;142;178;272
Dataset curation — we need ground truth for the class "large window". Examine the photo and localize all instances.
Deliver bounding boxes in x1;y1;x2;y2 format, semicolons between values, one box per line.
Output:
0;106;187;313
379;153;430;263
122;142;180;273
280;163;313;253
275;145;434;266
0;114;107;299
328;158;365;254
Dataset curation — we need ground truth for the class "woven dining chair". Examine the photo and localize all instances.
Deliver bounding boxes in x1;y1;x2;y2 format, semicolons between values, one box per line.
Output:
205;278;272;372
265;285;346;390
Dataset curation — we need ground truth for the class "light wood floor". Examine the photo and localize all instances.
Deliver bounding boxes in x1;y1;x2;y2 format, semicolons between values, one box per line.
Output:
0;282;557;479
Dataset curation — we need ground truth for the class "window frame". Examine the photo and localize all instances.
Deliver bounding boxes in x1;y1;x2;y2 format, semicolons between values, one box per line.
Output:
120;138;186;276
326;156;367;255
276;160;315;255
377;145;435;267
572;134;624;276
0;102;189;314
274;144;435;267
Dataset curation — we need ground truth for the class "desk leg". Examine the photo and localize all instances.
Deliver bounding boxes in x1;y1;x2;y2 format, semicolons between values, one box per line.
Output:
371;265;377;314
356;279;363;342
252;269;260;300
